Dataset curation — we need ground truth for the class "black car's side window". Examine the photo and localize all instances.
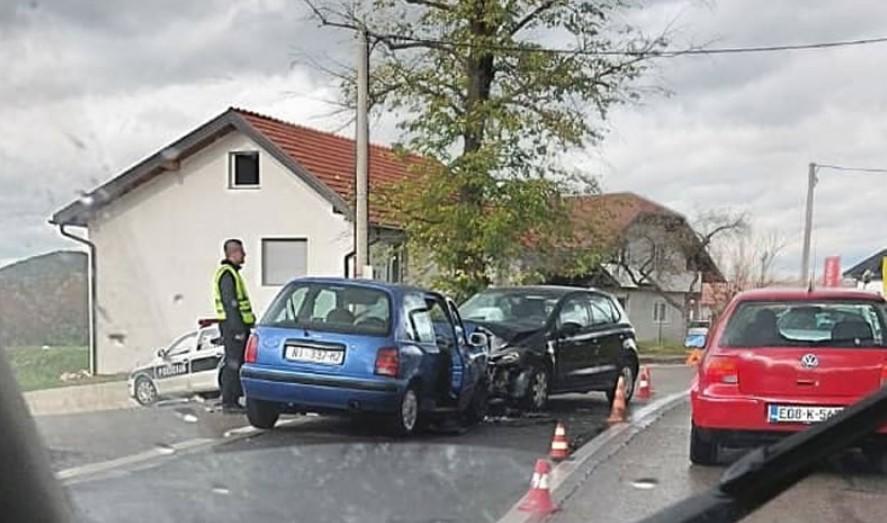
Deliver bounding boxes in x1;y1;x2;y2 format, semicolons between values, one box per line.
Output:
588;294;616;327
558;295;593;330
606;298;623;323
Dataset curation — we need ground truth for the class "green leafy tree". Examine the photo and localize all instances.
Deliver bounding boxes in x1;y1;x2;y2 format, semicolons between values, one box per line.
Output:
307;0;665;298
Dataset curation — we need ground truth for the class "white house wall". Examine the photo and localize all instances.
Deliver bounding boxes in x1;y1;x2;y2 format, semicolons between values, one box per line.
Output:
623;288;687;343
88;132;352;373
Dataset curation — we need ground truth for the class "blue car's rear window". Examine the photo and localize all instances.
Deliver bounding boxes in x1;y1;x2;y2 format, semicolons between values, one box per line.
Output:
261;282;392;336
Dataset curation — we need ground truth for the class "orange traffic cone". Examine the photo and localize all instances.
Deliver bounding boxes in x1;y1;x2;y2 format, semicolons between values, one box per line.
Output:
636;366;652;400
549;421;570;461
518;459;558;515
686;349;703;366
607;375;627;424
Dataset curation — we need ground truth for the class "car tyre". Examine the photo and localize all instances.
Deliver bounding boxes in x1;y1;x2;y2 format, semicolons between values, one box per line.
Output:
690;423;719;465
246;397;280;429
861;445;887;474
134;376;158;406
522;366;550;412
606;358;637;405
388;385;421;436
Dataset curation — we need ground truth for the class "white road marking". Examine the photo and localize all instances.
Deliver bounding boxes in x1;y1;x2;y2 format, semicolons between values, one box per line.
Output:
57;418;301;483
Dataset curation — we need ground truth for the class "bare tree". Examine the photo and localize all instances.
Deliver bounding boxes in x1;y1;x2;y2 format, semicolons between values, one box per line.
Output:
706;224;788;315
613;211;747;317
715;227;787;286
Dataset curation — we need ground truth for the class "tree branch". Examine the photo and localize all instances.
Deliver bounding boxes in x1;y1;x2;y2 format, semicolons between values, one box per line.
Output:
508;0;559;36
403;0;453;11
303;0;360;31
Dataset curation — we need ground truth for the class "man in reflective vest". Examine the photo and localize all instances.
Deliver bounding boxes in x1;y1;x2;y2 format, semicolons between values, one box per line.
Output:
213;239;256;413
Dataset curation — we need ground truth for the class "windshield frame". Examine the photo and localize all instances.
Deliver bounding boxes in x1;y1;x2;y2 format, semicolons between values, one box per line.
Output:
459;289;564;330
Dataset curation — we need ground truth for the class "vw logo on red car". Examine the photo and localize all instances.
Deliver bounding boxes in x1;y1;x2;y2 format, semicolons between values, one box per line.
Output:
800;353;819;369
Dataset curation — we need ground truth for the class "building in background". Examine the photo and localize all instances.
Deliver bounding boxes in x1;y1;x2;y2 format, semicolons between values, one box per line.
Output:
843;248;886;296
51;108;422;373
548;193;724;344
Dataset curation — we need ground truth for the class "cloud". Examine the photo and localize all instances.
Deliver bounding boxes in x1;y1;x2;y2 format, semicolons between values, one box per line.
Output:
4;0;887;281
2;0;350;105
592;0;887;277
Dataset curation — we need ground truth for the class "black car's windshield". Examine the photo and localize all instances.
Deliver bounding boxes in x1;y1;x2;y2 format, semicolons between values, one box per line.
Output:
262;282;391;336
722;301;887;348
460;290;559;329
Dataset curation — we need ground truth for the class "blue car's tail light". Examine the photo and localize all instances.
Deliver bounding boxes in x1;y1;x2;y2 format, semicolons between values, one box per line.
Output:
374;347;399;377
245;333;259;363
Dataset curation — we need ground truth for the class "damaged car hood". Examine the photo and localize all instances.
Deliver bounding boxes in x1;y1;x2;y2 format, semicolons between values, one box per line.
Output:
465;321;547;354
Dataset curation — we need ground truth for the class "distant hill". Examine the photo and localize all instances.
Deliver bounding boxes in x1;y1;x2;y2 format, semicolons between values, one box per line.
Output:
0;250;87;348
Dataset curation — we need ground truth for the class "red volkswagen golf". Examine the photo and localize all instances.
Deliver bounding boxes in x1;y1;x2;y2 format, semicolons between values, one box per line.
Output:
690;287;887;465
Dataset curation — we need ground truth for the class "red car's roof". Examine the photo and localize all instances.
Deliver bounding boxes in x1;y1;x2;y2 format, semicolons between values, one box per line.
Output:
734;287;885;303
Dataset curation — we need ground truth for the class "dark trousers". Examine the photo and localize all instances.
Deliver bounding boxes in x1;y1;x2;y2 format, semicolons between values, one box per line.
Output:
220;328;247;406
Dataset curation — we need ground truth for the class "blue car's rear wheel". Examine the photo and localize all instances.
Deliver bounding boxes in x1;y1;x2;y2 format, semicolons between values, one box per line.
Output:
388;385;421;436
246;397;280;429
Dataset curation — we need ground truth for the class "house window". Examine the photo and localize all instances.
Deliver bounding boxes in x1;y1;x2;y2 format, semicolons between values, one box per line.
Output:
229;151;259;187
261;239;307;286
653;301;668;324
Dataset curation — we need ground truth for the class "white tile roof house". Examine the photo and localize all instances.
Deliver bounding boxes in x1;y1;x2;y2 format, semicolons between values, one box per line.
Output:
51;108;423;373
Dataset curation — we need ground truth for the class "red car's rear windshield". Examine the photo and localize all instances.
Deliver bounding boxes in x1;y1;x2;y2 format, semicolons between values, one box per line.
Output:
721;300;887;348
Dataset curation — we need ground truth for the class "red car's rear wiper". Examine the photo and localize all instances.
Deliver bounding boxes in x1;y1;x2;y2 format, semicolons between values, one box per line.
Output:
639;384;887;523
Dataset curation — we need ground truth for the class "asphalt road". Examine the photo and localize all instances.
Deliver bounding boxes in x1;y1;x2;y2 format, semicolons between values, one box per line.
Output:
552;402;887;523
34;365;693;523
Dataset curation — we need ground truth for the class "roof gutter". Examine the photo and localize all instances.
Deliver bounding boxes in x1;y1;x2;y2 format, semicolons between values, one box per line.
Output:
57;224;97;375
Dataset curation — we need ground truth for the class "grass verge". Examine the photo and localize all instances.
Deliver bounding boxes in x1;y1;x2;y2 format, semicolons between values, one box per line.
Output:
7;346;123;392
637;339;688;356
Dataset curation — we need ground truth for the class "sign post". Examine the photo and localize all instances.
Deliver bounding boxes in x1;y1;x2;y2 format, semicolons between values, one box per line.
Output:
823;256;841;287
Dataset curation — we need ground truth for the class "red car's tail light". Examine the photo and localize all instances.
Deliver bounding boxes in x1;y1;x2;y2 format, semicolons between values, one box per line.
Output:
703;356;738;385
244;334;259;363
374;347;399;377
880;366;887;387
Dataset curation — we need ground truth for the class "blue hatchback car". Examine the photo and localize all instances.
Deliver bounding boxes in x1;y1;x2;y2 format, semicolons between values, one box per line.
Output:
240;278;489;435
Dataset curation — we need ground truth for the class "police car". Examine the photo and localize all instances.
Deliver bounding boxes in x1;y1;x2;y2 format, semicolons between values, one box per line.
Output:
128;322;225;405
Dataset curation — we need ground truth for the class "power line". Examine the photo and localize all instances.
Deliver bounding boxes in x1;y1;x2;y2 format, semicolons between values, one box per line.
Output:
373;33;887;58
816;164;887;175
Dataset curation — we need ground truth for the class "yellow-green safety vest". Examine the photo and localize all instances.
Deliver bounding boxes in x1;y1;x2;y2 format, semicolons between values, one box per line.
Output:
213;264;256;324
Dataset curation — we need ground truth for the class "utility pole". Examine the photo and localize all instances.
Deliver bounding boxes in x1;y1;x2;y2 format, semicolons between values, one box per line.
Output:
354;27;370;278
800;162;817;284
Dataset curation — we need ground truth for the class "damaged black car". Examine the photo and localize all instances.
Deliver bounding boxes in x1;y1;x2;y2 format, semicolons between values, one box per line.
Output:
460;286;639;411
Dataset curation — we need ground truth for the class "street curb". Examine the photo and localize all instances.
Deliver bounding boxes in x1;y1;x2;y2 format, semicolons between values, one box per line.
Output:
25;380;133;417
496;390;689;523
639;355;687;364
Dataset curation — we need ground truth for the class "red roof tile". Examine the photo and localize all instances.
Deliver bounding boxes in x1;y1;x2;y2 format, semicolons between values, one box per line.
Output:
567;192;681;248
233;108;424;225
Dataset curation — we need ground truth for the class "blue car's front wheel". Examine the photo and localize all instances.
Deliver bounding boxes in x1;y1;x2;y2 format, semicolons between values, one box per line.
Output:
388;385;420;436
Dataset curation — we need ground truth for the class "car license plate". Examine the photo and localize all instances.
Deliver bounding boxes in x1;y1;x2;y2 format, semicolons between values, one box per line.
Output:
284;345;344;365
767;404;843;424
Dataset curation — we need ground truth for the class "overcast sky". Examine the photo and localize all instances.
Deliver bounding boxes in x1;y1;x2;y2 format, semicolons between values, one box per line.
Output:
3;0;886;278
